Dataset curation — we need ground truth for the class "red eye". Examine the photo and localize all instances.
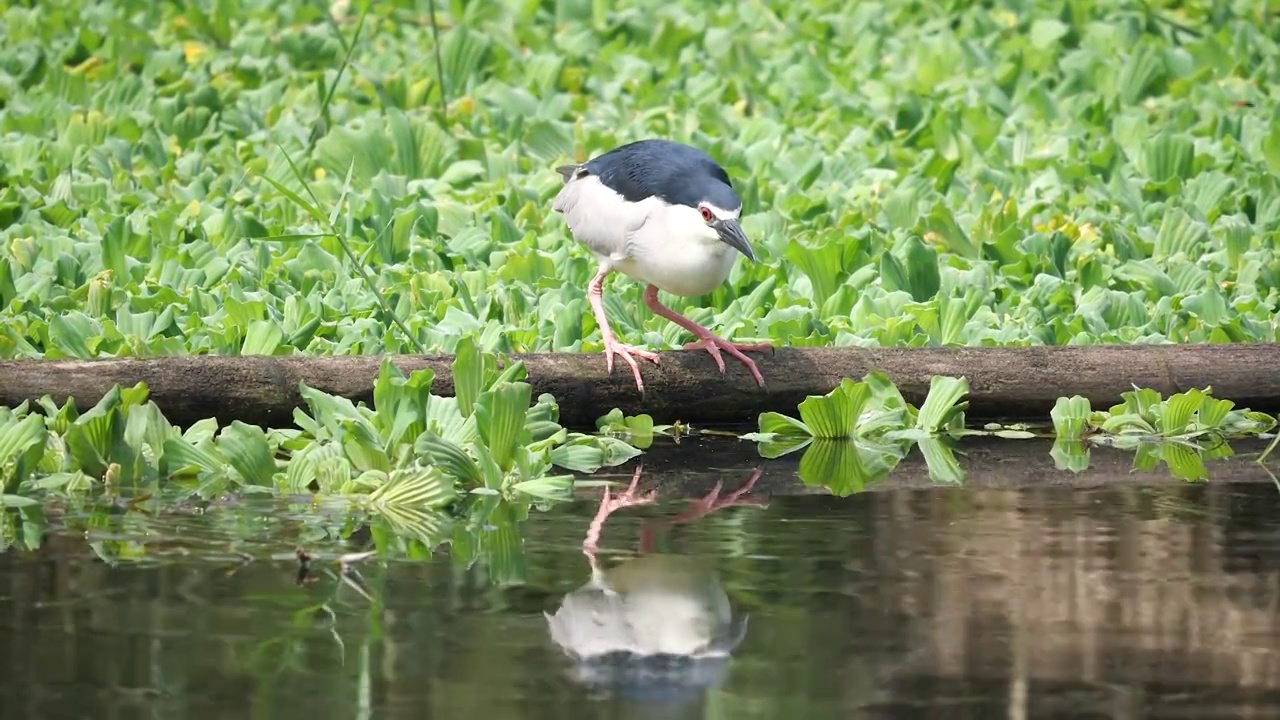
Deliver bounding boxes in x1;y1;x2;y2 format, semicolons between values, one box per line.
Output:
699;206;714;222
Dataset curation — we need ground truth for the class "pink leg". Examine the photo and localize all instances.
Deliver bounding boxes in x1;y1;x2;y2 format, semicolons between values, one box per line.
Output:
641;285;771;387
588;268;659;392
581;465;657;572
671;468;769;525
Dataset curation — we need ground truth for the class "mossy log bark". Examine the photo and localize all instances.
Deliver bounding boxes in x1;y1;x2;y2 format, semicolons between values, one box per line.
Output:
1;344;1278;430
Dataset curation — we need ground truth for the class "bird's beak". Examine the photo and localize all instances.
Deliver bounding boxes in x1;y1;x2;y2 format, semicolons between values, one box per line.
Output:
713;218;755;262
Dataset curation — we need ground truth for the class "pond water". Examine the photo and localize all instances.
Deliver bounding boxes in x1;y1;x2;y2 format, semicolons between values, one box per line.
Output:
3;438;1280;719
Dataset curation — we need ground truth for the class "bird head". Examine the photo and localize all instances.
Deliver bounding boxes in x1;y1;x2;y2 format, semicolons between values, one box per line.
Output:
687;180;754;262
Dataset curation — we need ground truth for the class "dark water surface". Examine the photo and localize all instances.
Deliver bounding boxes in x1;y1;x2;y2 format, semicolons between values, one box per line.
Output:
4;441;1280;719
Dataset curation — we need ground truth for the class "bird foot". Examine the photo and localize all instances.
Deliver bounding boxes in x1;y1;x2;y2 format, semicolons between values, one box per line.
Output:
602;338;660;392
582;466;657;556
682;334;771;387
599;472;659;516
673;469;768;525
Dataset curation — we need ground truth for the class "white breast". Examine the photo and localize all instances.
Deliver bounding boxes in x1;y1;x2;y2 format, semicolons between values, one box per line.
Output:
552;174;739;297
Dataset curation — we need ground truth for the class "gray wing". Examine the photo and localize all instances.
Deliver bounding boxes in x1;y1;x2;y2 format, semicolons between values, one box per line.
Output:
552;166;654;263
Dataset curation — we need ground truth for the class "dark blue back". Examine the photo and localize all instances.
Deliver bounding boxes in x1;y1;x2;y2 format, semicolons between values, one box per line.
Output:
584;139;741;211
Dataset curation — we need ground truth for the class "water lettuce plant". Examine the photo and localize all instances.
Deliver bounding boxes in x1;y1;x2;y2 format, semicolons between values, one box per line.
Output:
2;1;1279;367
0;342;640;514
1047;387;1277;480
1051;388;1276;444
741;373;1278;491
741;372;971;493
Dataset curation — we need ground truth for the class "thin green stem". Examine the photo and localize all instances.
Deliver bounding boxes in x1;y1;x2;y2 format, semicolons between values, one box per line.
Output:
275;148;428;355
1260;431;1280;465
309;1;371;154
427;0;448;121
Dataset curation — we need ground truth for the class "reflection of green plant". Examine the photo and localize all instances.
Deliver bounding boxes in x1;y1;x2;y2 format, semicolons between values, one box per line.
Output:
0;503;44;551
743;373;1279;487
3;473;551;596
1052;388;1278;478
786;436;967;496
743;373;970;494
745;372;968;451
1052;435;1217;479
1050;438;1091;473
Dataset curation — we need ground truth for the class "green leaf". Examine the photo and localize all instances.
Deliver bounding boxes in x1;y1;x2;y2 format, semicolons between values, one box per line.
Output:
901;236;941;302
0;414;49;494
217;421;278;486
797;378;867;439
1116;388;1163;423
241;320;284;355
47;313;99;359
415;431;483;485
342;421;391;473
1262;122;1280;177
548;442;605;473
1153;208;1209;260
473;381;532;471
753;434;813;459
1050;396;1092;439
2;494;39;508
1139;131;1194;183
1161;442;1207;482
260;171;328;227
162;436;227;478
366;464;458;510
510;474;574;502
796;439;907;496
1029;19;1069;49
593;436;643;467
1050;438;1091;473
123;401;171;469
373;358;434;446
1197;396;1234;430
376;504;454;549
63;387;124;478
878;251;910;297
916;438;965;484
420;394;472;443
757;411;811;437
452;335;491;418
784;239;843;306
469;499;528;586
1161;389;1203;436
914;376;969;434
253;233;338;243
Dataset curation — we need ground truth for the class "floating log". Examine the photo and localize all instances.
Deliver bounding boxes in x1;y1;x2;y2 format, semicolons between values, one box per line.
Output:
0;344;1278;430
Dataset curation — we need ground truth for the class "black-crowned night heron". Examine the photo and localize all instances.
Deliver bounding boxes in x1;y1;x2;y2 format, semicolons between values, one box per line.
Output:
544;468;768;704
552;139;772;392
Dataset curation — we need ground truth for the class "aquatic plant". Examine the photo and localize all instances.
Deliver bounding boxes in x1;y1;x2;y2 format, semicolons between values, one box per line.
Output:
739;372;970;494
0;343;640;517
1051;388;1276;444
2;2;1278;365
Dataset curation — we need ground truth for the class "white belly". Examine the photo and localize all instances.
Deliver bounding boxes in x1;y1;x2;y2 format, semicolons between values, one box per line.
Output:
613;239;737;297
552;174;742;297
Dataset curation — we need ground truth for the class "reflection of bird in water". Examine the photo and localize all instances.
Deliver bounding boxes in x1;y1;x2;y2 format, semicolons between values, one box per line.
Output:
545;467;768;712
